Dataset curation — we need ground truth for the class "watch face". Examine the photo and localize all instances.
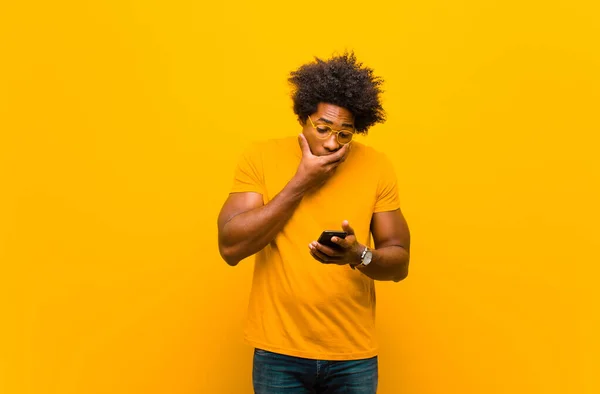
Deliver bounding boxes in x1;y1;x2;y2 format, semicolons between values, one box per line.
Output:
363;251;373;265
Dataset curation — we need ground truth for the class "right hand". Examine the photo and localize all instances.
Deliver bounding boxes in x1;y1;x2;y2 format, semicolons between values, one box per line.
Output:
293;133;351;192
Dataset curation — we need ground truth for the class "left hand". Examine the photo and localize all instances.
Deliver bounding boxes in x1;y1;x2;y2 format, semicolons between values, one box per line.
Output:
309;220;363;266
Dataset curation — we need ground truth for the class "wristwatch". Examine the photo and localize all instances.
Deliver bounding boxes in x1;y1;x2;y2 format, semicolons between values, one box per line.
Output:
352;246;373;269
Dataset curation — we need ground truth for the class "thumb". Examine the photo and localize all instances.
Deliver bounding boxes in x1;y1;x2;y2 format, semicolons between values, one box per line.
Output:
298;133;313;157
341;220;355;235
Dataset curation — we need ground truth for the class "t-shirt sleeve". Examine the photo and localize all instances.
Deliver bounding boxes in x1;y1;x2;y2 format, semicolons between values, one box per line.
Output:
373;153;401;213
230;143;265;195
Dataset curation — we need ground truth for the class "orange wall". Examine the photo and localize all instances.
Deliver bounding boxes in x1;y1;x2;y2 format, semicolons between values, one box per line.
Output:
1;1;599;393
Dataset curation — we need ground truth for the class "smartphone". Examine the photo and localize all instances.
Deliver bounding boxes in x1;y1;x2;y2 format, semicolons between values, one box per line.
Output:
317;230;347;249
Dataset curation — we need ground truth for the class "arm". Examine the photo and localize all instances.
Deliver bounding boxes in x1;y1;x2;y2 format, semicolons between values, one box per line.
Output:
356;209;410;282
217;178;306;266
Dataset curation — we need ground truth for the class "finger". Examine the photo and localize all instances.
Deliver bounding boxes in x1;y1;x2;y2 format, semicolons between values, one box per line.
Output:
322;153;348;173
325;156;346;169
331;236;352;249
310;249;325;263
323;143;350;164
332;143;351;162
314;242;344;257
341;220;355;235
310;248;330;264
310;242;341;261
297;133;313;157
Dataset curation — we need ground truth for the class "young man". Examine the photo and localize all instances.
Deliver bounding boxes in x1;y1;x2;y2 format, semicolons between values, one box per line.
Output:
217;52;411;394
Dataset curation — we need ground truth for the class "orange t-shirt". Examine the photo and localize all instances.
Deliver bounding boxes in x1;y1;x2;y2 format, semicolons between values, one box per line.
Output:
230;136;401;360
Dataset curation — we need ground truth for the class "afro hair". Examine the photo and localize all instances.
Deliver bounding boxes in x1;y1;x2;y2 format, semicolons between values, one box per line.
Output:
288;51;386;133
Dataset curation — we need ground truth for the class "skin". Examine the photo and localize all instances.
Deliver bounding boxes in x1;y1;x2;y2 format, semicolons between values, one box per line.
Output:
217;102;410;282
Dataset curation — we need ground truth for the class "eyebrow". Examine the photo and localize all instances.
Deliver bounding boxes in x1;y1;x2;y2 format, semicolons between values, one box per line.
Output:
317;117;354;128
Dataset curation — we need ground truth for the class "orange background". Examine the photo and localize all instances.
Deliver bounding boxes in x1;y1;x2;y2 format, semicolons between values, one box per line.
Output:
1;1;599;393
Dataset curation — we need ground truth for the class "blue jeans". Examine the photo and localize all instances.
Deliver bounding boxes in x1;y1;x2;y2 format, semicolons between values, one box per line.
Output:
252;348;378;394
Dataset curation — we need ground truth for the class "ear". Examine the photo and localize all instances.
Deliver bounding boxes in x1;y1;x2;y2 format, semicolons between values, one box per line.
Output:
298;117;305;127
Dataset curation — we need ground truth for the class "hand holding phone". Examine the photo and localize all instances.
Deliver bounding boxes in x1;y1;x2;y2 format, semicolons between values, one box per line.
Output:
310;221;361;266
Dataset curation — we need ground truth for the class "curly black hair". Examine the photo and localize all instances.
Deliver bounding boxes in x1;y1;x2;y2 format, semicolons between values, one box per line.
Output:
288;51;386;133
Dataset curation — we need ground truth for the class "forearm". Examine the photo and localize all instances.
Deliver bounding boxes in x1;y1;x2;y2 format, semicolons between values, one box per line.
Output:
357;245;410;282
219;177;306;265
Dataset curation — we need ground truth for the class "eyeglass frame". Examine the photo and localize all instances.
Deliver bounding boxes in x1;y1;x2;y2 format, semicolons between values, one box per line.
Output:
306;115;355;145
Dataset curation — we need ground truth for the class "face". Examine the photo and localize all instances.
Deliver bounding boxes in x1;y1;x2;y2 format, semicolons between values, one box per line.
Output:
301;103;355;156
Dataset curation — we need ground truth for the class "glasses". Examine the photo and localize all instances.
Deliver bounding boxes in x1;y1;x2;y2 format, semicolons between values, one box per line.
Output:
307;116;355;145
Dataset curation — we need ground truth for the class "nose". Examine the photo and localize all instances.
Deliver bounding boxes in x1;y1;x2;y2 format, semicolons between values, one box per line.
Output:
323;133;340;152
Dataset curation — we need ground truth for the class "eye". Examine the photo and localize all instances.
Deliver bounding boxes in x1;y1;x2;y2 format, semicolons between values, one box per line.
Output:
316;126;330;133
338;131;353;141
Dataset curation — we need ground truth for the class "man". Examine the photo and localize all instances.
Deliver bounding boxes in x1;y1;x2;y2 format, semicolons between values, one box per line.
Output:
217;51;410;394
